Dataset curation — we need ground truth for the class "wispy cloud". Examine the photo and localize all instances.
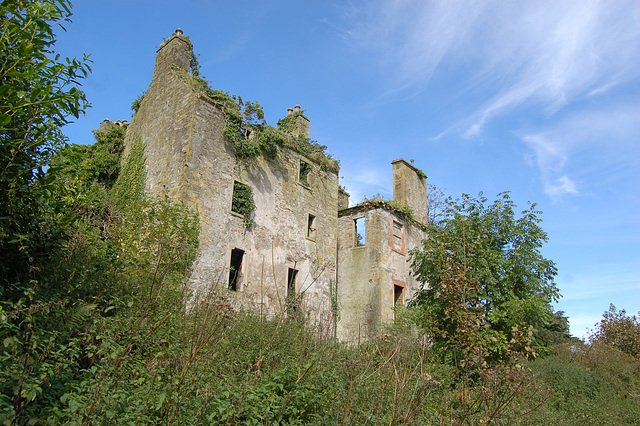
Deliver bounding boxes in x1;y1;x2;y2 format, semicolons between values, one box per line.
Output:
520;103;640;200
340;162;393;206
344;0;639;201
346;0;640;133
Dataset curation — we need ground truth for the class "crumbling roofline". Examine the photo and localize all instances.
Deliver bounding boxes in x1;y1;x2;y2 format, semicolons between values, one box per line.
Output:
338;200;428;231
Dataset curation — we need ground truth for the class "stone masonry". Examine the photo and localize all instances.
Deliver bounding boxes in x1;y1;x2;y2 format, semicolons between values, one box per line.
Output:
120;31;429;343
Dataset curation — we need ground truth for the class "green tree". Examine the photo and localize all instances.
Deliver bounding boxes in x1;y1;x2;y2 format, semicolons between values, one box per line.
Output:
52;123;126;188
591;304;640;359
410;192;559;366
0;0;91;289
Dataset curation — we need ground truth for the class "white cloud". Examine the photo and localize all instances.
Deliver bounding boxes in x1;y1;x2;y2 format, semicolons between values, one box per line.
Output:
520;103;640;200
545;176;578;200
340;162;393;206
346;0;640;133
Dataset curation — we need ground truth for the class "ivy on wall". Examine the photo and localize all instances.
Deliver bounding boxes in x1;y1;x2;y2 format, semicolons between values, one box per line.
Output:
112;137;146;209
231;181;255;228
180;71;339;173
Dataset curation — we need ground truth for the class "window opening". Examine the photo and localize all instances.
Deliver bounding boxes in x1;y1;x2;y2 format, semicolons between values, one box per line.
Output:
287;268;300;312
299;160;311;186
307;214;316;240
231;181;255;227
354;217;366;246
394;284;405;320
228;248;245;291
393;220;403;251
394;284;404;307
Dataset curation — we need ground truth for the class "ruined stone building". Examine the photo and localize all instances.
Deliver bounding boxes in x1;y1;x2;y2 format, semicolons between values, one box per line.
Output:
121;30;428;343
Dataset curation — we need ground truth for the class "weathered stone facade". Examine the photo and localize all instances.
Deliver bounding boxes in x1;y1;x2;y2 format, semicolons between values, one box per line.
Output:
121;31;429;342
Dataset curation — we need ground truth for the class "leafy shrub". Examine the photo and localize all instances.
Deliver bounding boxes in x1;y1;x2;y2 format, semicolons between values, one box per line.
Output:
591;304;640;359
530;341;640;425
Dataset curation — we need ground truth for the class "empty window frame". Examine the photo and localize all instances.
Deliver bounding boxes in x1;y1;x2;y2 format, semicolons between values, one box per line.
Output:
354;217;366;247
228;248;245;291
307;214;317;240
394;284;404;307
287;268;300;311
393;220;403;251
299;160;311;186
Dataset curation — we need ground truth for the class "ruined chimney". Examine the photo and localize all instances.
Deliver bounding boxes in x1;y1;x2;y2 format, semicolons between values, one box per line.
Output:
153;29;192;79
292;104;310;138
338;187;350;210
287;107;293;116
392;159;428;225
98;119;114;133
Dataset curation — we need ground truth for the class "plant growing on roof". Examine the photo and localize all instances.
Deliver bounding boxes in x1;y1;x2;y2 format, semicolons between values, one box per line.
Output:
180;72;339;172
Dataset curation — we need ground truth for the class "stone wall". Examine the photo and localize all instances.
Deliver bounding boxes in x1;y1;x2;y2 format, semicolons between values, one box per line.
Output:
336;200;424;344
122;31;338;329
121;30;430;342
392;159;428;226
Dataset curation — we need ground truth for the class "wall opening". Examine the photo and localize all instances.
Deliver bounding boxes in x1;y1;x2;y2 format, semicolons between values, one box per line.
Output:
231;180;255;227
394;284;405;320
231;181;250;215
393;220;403;251
299;160;311;186
394;284;404;307
287;268;300;312
307;214;316;240
354;217;366;247
228;248;245;291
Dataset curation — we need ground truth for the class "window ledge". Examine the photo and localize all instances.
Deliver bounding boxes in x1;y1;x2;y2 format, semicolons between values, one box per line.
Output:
229;210;245;220
297;182;312;191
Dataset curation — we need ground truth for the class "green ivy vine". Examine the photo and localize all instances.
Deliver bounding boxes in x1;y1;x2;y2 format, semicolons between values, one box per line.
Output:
113;137;147;209
231;181;255;228
180;72;339;173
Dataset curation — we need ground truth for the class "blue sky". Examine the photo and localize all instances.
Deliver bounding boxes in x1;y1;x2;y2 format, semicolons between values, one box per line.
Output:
55;1;639;338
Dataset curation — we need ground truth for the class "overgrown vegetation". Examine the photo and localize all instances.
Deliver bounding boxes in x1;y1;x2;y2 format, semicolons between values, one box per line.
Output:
590;304;640;359
529;312;640;424
179;71;340;173
130;92;144;114
1;2;638;424
231;181;255;228
410;192;560;365
52;123;127;188
356;194;419;226
0;0;91;288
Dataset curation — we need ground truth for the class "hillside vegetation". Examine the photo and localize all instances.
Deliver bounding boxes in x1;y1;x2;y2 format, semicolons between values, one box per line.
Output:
1;1;639;424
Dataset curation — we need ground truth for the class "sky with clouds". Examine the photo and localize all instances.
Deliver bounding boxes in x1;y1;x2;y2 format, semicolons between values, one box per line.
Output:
55;0;639;337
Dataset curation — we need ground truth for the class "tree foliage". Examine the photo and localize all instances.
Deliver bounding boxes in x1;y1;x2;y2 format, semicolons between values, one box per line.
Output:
51;123;126;188
410;192;560;365
0;0;90;287
590;304;640;359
